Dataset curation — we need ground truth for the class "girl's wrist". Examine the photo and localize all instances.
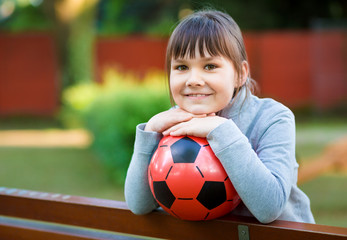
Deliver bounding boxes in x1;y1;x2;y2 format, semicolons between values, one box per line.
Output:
144;123;154;132
144;120;160;133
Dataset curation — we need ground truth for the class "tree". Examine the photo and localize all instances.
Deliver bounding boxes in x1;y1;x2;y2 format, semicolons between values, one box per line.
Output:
42;0;100;89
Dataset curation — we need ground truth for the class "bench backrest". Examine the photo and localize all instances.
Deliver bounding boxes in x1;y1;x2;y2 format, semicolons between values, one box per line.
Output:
0;187;346;240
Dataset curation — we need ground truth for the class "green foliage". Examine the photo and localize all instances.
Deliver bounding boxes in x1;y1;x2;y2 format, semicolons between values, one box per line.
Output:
61;69;171;184
97;0;182;36
66;2;97;87
0;2;52;31
96;0;346;35
60;83;101;128
97;0;135;36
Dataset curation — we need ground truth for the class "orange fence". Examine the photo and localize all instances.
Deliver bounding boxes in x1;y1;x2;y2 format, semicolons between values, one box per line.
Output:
0;33;59;116
0;31;346;116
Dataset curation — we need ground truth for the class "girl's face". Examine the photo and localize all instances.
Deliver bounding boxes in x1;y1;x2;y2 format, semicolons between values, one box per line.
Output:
170;49;239;115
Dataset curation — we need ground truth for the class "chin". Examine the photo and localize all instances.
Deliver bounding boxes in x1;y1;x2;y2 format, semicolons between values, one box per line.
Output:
184;107;214;115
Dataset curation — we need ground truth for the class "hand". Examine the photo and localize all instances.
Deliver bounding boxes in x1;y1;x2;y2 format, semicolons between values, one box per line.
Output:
144;108;207;133
162;114;228;138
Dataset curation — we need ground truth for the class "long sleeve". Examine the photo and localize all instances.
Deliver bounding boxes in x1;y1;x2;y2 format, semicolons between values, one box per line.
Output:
124;123;162;214
207;108;295;223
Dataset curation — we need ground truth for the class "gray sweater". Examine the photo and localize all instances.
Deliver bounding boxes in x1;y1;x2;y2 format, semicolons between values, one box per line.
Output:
124;89;315;224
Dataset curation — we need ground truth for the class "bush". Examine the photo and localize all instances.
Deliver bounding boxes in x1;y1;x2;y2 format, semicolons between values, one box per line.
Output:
61;69;171;185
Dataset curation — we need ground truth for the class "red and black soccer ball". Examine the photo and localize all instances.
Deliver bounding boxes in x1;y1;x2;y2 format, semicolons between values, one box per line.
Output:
148;136;240;221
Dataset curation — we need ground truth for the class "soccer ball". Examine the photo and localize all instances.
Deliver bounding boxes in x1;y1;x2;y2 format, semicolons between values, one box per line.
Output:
148;135;240;221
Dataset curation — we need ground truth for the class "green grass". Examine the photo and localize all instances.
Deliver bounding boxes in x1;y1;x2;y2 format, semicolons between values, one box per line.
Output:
0;147;124;201
295;119;347;227
300;174;347;227
296;119;347;160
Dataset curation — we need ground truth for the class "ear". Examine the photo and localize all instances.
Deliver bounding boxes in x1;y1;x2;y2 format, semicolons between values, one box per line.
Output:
237;61;249;87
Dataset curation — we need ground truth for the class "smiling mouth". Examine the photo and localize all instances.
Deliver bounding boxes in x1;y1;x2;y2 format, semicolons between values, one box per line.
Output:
185;94;211;97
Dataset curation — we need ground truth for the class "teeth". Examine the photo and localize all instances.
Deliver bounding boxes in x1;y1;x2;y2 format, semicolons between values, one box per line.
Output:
188;94;208;97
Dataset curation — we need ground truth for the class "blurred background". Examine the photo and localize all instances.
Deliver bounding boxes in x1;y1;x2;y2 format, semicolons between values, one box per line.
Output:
0;0;346;227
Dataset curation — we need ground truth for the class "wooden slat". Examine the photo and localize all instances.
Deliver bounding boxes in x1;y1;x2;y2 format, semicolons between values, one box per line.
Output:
0;223;99;240
0;216;143;240
0;188;346;240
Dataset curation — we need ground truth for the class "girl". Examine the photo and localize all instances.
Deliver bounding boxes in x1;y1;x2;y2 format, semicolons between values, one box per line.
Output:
124;10;315;224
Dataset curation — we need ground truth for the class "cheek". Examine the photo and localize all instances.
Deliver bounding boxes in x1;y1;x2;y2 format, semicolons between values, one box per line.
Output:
169;79;177;95
218;79;235;102
169;79;181;104
169;73;184;93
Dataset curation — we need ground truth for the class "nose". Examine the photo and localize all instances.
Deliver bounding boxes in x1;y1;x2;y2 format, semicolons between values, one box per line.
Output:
186;69;205;87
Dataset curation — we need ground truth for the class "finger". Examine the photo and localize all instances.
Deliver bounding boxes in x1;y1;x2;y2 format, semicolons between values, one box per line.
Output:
170;126;203;137
168;118;210;138
162;122;186;136
168;122;200;137
161;109;205;133
168;125;190;137
159;110;192;130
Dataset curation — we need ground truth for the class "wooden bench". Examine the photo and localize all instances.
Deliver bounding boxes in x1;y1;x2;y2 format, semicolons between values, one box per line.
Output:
0;187;346;240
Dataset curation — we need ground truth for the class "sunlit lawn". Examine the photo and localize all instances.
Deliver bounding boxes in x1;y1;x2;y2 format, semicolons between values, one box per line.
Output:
0;147;124;201
296;118;347;160
0;116;346;227
296;118;347;228
300;174;347;227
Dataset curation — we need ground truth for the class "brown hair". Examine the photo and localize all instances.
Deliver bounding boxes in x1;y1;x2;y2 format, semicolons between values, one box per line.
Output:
165;10;256;105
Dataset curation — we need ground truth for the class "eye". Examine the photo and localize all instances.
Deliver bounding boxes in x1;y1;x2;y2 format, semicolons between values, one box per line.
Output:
204;64;216;70
175;65;188;71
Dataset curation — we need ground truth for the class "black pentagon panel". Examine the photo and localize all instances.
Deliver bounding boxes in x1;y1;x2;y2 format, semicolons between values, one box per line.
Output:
170;137;201;163
197;181;226;210
153;181;176;209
